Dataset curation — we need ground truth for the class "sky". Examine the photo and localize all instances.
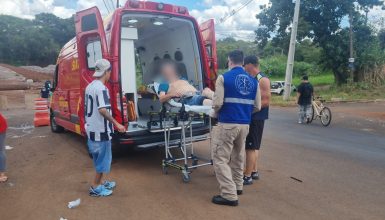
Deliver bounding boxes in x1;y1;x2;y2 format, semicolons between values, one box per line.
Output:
0;0;384;41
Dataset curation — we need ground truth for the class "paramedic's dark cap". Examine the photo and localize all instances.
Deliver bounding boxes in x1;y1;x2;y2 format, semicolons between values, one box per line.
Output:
93;59;111;78
244;55;259;66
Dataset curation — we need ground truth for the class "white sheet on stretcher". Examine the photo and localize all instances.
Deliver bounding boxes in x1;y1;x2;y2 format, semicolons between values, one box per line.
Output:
167;99;212;114
148;82;213;115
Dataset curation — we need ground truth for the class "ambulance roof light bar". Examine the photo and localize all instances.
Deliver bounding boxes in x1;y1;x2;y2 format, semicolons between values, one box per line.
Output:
124;0;189;15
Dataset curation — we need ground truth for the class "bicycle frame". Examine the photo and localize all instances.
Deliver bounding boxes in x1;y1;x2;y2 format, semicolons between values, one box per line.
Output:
312;100;324;117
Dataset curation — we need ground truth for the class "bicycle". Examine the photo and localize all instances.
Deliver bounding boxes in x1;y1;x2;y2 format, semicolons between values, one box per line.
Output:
308;96;332;126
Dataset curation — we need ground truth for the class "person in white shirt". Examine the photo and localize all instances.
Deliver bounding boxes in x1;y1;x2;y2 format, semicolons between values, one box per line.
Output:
85;59;126;197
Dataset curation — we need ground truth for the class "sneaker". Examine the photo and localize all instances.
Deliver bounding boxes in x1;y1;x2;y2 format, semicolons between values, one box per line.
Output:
243;176;253;185
103;180;116;190
306;117;311;124
298;121;303;124
89;185;113;197
251;171;260;180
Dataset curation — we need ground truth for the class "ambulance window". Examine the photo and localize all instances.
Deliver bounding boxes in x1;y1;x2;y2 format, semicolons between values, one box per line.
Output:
52;65;58;89
81;14;98;32
206;45;212;57
86;40;102;69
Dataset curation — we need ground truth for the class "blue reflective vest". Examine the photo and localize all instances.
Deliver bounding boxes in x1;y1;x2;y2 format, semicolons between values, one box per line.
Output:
218;66;258;124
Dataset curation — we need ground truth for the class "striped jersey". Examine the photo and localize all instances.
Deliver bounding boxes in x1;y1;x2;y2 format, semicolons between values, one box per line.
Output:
84;80;113;141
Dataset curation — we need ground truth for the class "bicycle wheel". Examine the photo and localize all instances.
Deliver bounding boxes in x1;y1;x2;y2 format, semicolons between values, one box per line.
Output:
320;107;332;126
308;105;315;123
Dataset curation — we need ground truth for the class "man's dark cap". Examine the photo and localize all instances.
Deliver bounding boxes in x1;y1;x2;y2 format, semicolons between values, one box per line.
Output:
302;75;309;80
244;55;259;66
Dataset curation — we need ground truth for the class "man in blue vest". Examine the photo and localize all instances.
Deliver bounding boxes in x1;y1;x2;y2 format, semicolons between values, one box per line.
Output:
211;50;261;206
243;55;271;185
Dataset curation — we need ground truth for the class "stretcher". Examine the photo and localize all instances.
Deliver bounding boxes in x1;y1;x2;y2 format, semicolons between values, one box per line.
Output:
148;83;213;182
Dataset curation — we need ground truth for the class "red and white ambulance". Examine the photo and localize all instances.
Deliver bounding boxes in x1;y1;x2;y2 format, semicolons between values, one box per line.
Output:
50;0;217;150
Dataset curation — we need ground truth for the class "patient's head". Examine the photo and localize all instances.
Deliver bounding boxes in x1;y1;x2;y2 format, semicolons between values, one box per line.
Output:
159;59;179;82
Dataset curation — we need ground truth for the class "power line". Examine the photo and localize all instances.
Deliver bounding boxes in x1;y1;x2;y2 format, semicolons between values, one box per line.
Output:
109;0;116;10
102;0;110;13
218;0;255;24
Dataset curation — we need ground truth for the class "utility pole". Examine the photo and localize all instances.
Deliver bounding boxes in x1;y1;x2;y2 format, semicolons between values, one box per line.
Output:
117;0;119;8
348;7;355;82
283;0;300;101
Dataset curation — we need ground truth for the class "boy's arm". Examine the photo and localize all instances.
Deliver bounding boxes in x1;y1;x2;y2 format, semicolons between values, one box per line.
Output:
98;108;125;132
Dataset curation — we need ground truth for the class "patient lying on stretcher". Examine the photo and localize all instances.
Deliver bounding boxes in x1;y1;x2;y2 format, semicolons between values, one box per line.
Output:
157;60;214;106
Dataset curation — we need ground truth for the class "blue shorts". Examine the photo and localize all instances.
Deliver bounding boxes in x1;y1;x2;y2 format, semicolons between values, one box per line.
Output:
87;139;112;173
181;95;205;106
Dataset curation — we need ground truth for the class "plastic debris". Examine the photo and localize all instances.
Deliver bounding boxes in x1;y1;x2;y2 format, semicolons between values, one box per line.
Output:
68;198;81;209
5;146;13;150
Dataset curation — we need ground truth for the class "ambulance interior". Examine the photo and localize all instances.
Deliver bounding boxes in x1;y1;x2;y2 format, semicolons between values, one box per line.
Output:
119;14;207;132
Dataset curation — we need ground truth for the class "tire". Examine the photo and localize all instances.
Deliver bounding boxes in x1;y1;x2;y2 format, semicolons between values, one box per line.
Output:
50;112;64;133
320;107;332;126
308;105;315;123
279;90;284;96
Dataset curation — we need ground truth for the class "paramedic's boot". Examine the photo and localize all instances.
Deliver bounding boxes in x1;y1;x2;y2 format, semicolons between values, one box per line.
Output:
212;195;238;206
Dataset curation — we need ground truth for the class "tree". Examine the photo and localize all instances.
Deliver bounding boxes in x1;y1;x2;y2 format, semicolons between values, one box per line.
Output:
255;0;383;84
0;13;74;66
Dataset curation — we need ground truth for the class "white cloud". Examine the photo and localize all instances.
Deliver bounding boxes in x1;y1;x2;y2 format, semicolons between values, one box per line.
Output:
0;0;76;19
0;0;112;19
191;0;270;41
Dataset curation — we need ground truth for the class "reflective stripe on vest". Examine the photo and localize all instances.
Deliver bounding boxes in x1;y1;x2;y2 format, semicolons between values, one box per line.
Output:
224;97;254;105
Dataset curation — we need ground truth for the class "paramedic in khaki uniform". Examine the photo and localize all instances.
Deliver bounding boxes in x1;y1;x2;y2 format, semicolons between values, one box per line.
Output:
85;59;126;197
211;50;261;206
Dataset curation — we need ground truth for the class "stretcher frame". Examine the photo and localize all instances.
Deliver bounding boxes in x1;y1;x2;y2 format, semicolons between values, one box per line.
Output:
161;103;213;183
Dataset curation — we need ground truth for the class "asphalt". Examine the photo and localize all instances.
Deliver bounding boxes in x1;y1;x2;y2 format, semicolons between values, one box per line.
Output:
0;103;384;220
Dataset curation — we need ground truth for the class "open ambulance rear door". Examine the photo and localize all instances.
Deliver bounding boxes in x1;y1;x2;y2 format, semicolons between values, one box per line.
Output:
200;19;218;89
75;7;109;135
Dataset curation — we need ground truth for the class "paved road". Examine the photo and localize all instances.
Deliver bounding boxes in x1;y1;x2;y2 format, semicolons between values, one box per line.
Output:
0;103;384;220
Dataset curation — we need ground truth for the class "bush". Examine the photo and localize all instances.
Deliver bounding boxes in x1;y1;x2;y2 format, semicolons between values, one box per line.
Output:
260;55;322;77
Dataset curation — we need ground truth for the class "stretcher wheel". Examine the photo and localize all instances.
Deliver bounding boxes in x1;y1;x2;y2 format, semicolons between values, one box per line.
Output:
182;172;191;183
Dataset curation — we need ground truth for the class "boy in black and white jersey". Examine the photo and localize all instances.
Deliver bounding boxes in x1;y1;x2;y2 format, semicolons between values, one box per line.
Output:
85;59;126;197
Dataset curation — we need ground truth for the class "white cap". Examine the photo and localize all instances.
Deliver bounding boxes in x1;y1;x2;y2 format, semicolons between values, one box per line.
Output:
93;59;111;78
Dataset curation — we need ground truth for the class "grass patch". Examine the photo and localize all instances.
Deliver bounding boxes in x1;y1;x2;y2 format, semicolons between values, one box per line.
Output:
270;73;334;87
270;82;385;106
318;83;385;101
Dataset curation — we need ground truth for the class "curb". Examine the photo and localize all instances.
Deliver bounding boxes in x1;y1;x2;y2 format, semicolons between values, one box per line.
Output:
271;99;385;107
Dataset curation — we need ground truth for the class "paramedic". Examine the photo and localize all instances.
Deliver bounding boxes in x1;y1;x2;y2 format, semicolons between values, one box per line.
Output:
85;59;126;197
211;50;261;206
157;59;214;106
243;55;271;185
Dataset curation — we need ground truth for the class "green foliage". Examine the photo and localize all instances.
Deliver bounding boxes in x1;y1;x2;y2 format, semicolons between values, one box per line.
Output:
255;0;384;85
259;55;322;77
270;72;334;87
0;14;74;66
217;37;259;69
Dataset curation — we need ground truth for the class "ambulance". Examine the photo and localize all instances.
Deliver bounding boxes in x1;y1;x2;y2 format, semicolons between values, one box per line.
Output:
50;0;217;150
